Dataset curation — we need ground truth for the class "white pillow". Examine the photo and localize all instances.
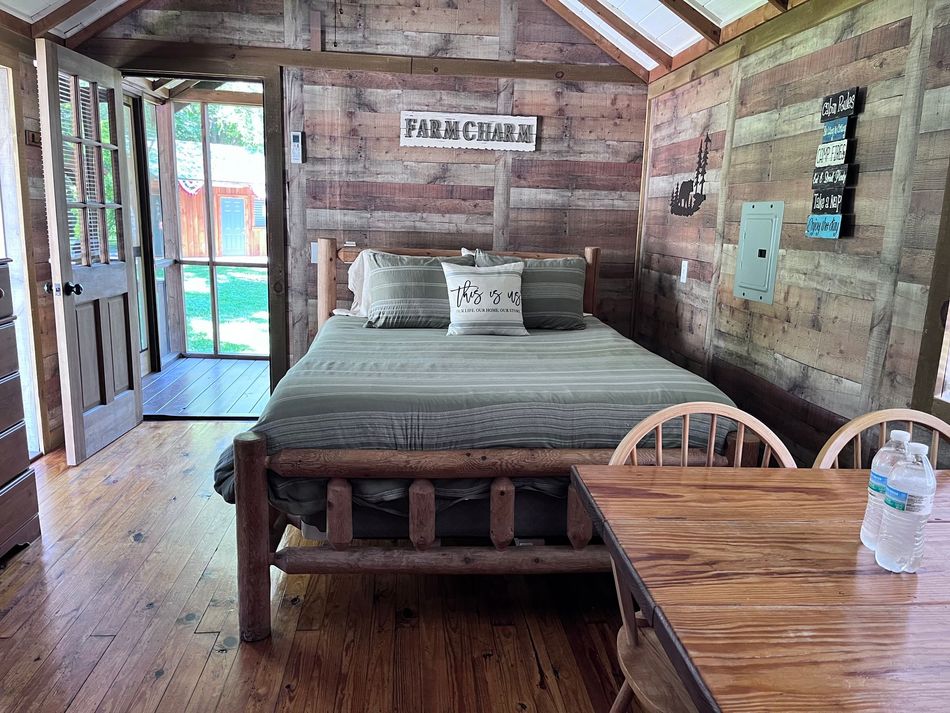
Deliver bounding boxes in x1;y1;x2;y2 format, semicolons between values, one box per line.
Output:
441;262;528;336
332;249;381;317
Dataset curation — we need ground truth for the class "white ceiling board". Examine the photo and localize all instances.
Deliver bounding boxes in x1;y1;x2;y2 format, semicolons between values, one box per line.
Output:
693;0;769;26
601;0;703;55
55;0;125;36
561;0;660;70
0;0;60;22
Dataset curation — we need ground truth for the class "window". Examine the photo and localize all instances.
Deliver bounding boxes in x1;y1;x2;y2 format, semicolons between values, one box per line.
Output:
253;198;265;228
59;73;123;266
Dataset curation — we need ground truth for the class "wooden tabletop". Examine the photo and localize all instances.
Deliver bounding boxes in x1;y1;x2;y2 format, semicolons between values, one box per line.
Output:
571;466;950;713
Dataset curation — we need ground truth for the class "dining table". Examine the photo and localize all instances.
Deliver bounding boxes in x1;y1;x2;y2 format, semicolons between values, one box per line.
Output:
570;466;950;713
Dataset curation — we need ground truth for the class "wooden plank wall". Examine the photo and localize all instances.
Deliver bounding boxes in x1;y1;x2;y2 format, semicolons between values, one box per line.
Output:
638;0;950;461
297;69;645;357
14;51;63;447
101;0;644;366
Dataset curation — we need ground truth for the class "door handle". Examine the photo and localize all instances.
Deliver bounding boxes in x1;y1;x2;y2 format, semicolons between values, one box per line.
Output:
44;282;83;296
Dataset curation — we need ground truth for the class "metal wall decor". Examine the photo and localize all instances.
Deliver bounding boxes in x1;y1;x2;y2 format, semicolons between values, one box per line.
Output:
806;87;861;239
670;131;711;217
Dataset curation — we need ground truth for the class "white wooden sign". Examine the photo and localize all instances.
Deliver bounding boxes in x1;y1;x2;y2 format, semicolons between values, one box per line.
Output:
400;111;537;151
814;139;849;168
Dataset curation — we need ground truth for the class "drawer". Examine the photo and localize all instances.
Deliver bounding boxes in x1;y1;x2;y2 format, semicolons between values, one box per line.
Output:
0;374;24;434
0;422;29;489
0;262;11;320
0;321;16;379
0;469;39;556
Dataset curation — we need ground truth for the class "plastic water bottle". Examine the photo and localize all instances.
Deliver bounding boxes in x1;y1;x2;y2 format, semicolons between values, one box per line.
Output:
875;443;937;573
860;429;910;550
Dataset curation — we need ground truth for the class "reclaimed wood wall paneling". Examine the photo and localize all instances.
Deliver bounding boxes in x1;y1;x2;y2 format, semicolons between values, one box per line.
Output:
638;0;950;460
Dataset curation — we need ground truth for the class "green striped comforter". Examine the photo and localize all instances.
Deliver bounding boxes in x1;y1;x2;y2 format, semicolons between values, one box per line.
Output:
214;316;733;515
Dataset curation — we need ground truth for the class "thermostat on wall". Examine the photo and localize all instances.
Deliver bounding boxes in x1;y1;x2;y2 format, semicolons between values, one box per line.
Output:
290;131;305;164
734;202;783;305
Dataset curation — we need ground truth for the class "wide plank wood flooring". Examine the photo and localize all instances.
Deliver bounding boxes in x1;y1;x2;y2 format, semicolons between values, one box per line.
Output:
143;358;270;418
0;422;624;713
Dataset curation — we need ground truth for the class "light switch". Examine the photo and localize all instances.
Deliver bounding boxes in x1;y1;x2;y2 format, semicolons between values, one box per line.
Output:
310;241;319;264
734;202;784;304
680;259;689;283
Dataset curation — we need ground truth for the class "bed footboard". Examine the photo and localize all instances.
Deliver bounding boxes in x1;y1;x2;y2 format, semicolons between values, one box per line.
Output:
234;433;738;641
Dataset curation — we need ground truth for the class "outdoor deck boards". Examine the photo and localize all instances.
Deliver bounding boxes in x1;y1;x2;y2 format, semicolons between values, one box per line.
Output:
143;358;269;418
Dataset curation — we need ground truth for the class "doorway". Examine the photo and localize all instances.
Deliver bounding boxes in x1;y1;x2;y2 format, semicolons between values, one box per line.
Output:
130;80;271;419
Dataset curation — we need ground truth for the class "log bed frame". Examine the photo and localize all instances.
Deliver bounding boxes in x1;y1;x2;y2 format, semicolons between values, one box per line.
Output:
234;240;735;641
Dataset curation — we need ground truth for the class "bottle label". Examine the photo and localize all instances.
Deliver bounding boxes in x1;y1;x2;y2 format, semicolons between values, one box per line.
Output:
884;485;934;514
868;470;887;494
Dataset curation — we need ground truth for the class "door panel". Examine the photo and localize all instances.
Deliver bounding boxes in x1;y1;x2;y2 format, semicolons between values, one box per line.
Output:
36;39;142;465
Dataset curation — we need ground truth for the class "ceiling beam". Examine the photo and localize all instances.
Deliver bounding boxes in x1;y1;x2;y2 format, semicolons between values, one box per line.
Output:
538;0;649;82
655;0;721;45
151;78;175;91
79;38;643;84
767;0;790;11
0;9;31;39
574;0;672;69
31;0;98;38
721;3;783;43
66;0;152;49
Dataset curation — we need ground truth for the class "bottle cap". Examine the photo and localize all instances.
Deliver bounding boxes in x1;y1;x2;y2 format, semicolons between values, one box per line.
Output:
907;442;929;456
890;429;911;442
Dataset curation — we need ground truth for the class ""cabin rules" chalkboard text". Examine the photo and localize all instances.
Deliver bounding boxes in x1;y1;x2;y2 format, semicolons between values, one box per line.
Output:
806;87;861;240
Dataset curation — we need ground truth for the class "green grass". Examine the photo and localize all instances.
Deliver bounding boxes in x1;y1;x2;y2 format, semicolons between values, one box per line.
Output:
183;265;269;355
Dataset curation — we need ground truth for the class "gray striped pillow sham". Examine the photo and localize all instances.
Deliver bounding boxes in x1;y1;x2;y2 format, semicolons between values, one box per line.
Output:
475;250;586;330
365;252;475;328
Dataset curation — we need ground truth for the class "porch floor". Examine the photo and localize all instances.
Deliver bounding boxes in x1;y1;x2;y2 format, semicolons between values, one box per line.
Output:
142;357;269;419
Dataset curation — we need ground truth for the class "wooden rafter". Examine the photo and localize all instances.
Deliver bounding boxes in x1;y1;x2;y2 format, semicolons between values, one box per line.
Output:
767;0;790;11
0;9;31;38
575;0;672;69
538;0;649;82
166;80;201;100
31;0;98;38
656;0;721;45
721;3;784;43
151;78;174;91
65;0;152;49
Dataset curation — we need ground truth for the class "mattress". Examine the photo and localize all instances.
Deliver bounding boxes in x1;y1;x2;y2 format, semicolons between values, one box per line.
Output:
213;315;734;518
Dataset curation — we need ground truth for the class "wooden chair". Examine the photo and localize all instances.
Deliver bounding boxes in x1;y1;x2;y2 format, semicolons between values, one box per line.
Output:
609;401;797;468
814;408;950;469
606;402;796;713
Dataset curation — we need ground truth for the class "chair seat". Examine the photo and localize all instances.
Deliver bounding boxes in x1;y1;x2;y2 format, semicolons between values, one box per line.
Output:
617;622;698;713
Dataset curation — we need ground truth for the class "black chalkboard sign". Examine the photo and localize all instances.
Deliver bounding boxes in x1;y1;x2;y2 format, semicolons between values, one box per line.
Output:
812;165;851;189
820;87;859;122
812;187;848;215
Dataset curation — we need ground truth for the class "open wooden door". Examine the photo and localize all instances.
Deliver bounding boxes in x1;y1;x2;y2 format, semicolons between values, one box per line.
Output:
36;39;142;465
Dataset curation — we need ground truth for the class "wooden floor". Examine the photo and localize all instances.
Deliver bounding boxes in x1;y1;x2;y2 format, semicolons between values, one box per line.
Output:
0;422;624;713
143;358;270;418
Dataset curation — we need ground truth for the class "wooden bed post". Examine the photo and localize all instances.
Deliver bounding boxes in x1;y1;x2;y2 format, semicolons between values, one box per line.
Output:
583;246;601;316
316;237;337;331
234;431;271;642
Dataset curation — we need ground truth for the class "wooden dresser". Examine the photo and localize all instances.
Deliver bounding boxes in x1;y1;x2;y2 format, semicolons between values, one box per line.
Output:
0;258;40;559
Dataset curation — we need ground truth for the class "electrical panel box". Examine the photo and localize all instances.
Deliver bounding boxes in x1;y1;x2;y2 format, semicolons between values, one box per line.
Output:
734;201;783;305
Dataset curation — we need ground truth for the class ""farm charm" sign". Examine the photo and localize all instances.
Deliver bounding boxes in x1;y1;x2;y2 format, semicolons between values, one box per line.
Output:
400;111;538;151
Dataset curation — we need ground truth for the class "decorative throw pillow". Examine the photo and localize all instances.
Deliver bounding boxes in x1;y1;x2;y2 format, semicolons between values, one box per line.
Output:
441;263;528;336
365;252;475;328
475;250;586;330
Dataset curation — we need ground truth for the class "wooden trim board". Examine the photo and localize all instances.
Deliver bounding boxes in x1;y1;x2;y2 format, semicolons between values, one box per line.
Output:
77;38;643;84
